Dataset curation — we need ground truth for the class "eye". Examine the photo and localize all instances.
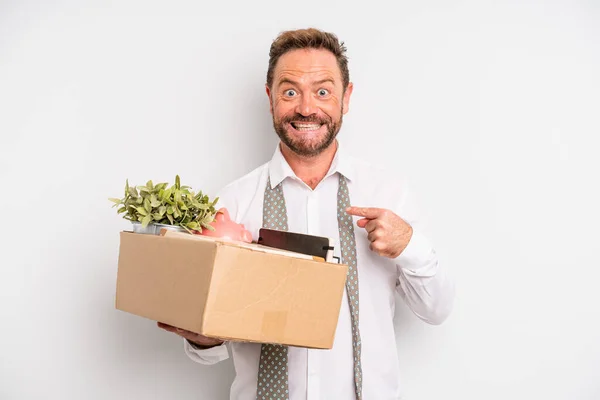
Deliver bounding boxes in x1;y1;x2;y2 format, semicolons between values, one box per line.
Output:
318;88;329;97
284;89;297;97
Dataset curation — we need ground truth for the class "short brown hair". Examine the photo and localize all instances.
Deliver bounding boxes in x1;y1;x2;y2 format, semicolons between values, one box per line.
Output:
266;28;350;90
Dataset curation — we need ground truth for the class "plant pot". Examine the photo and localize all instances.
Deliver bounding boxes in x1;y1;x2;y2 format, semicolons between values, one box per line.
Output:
131;222;188;235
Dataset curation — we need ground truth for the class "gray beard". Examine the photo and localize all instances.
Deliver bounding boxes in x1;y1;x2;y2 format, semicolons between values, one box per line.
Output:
272;114;343;157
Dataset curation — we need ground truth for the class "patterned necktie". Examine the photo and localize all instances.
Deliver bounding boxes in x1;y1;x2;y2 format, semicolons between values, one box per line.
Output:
256;174;363;400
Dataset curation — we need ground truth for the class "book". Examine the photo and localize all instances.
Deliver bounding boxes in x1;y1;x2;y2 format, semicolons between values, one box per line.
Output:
257;228;335;263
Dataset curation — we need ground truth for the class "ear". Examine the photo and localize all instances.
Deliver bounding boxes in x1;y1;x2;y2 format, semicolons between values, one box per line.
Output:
265;84;274;115
342;82;353;115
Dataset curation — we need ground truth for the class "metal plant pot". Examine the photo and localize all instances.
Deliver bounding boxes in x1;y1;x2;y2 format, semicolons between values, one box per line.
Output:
131;222;188;235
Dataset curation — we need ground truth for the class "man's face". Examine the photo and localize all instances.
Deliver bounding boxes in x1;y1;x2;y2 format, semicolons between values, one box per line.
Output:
266;48;353;157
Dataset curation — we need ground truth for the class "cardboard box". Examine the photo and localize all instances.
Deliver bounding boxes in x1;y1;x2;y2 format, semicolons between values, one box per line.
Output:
115;230;348;349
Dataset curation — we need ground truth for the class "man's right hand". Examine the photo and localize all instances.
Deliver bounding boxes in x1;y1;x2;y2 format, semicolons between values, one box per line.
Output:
157;322;224;348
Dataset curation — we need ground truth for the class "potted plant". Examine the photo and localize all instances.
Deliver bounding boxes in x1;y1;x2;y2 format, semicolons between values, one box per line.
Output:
109;175;219;235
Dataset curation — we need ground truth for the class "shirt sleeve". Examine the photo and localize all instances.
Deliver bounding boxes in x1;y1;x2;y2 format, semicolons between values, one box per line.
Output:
183;338;230;365
392;179;455;325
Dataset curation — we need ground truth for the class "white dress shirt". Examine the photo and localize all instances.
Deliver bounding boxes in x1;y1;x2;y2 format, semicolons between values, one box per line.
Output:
184;140;454;400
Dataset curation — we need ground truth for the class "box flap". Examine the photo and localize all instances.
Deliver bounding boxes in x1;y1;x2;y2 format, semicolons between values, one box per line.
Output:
162;230;325;261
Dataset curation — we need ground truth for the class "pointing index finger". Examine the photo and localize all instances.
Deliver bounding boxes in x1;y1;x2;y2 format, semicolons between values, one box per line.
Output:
345;206;383;219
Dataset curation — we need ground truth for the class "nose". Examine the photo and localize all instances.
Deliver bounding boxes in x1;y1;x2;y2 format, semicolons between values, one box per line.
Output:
295;94;318;117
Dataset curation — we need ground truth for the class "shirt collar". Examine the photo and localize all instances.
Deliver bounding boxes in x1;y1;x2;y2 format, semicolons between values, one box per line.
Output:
268;140;355;189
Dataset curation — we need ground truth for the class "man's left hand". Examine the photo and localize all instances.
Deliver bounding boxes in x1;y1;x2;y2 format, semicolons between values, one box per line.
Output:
346;207;413;258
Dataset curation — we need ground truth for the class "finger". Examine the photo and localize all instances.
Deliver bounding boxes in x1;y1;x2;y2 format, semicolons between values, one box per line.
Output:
369;240;386;254
356;218;369;228
369;241;380;253
176;330;199;342
367;229;382;242
159;324;197;341
368;231;375;242
158;322;191;337
160;325;181;335
157;322;175;331
365;219;379;233
346;206;384;219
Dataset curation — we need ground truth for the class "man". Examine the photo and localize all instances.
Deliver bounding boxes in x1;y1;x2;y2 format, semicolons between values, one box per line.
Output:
159;28;454;399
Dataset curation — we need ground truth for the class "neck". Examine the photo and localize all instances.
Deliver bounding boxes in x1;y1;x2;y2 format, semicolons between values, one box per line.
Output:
280;140;338;190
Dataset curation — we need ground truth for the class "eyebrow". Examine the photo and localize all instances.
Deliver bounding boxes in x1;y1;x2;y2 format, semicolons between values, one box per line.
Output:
314;78;335;86
278;78;298;87
277;77;336;87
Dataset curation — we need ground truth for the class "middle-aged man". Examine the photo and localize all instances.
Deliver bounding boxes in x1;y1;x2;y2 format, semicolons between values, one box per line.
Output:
159;28;455;400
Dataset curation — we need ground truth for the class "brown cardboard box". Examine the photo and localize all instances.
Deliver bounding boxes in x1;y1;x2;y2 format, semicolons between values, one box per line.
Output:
115;230;348;349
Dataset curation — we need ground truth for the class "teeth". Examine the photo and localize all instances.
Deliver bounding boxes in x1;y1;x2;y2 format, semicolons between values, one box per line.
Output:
293;123;321;131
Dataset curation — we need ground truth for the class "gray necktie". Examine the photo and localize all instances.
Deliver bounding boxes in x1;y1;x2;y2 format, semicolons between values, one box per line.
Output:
256;174;363;400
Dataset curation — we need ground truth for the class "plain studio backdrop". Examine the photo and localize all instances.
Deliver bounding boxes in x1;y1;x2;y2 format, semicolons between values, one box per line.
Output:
1;1;599;399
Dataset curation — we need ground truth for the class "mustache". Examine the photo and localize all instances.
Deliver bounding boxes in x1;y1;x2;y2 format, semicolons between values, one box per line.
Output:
281;114;331;124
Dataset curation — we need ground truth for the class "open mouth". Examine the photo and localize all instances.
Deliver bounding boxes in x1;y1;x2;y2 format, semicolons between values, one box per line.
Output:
290;122;324;132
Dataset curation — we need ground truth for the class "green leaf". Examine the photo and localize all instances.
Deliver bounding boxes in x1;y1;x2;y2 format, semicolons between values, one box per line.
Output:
135;206;148;216
202;223;215;231
141;215;152;227
110;175;220;230
180;226;193;234
162;188;172;202
150;194;161;207
202;213;215;224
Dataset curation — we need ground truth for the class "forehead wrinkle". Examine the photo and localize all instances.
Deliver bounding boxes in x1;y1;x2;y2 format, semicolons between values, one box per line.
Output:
276;69;338;86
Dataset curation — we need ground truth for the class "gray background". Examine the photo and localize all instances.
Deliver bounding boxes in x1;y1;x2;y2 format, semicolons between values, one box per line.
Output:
1;1;599;399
